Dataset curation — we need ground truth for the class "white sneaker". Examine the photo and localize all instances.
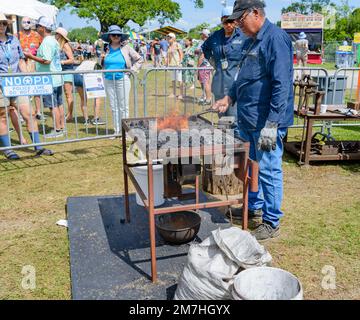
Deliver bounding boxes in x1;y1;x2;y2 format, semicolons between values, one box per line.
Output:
45;130;64;139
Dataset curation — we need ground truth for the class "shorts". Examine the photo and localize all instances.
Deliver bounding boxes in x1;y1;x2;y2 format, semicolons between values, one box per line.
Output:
198;69;211;84
63;74;74;83
43;86;63;108
172;70;182;82
74;74;84;87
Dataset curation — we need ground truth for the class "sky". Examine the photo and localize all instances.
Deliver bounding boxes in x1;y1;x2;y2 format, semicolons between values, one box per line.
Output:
57;0;360;32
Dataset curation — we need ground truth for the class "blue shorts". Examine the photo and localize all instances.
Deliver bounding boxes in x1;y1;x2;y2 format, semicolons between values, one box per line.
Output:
74;74;84;88
43;86;63;108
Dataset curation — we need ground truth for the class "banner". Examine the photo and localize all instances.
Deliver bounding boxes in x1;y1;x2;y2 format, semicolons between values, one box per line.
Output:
281;12;324;29
354;33;360;44
2;75;53;97
84;73;106;99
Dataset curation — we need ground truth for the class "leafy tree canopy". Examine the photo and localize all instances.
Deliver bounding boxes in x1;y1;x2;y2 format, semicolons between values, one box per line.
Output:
68;26;99;42
52;0;203;31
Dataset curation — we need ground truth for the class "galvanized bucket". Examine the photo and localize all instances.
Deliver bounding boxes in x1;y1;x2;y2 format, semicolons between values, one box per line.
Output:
232;267;303;300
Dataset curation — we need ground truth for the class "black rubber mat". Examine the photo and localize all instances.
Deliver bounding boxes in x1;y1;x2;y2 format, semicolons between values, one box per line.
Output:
67;193;230;300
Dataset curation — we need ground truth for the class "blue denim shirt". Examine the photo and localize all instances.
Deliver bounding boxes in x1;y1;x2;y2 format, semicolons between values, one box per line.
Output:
202;28;245;100
0;35;24;74
229;19;294;130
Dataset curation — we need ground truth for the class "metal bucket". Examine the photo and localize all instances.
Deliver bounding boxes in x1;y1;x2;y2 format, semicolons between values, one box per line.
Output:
232;267;303;300
155;211;201;245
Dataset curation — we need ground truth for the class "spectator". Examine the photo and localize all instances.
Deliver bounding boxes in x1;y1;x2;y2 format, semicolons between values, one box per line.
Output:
179;37;196;100
167;33;183;99
55;27;75;123
139;41;147;63
0;13;53;159
202;6;245;136
72;60;105;125
295;32;309;68
101;25;143;135
151;38;161;67
160;37;169;66
94;36;104;59
25;16;65;138
17;16;44;120
196;29;212;106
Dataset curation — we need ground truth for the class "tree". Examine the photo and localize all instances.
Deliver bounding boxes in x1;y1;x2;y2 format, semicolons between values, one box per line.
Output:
281;0;333;15
52;0;203;32
68;26;99;42
188;22;210;40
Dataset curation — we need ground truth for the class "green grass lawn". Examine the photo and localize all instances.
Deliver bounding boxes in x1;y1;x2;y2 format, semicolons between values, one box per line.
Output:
1;66;360;300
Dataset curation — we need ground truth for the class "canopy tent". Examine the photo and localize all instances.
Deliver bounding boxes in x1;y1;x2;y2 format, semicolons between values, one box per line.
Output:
0;0;58;22
129;31;144;41
150;26;187;37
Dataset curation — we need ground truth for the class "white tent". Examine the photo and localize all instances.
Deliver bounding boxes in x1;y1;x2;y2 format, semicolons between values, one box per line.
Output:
0;0;58;22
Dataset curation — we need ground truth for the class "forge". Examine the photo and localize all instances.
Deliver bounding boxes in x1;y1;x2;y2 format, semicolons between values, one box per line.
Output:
121;115;259;283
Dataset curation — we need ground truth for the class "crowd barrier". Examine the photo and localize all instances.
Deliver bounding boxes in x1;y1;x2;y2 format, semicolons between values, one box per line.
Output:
0;69;138;152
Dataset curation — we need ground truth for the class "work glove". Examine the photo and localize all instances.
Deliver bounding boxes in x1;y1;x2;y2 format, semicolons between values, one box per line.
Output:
257;121;278;152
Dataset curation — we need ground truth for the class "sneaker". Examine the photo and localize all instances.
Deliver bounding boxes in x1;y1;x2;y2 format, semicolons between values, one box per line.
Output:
45;130;64;139
3;150;20;160
35;148;54;157
91;118;105;125
251;222;280;241
9;127;14;133
84;119;90;126
35;113;46;121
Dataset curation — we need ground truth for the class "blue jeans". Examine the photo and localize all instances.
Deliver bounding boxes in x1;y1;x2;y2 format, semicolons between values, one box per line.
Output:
237;127;288;228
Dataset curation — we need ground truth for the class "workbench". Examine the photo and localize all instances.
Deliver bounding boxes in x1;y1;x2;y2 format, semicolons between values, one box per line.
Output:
285;105;360;165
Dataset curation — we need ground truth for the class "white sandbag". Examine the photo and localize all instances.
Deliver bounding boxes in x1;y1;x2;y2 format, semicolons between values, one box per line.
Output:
174;227;272;300
212;227;272;268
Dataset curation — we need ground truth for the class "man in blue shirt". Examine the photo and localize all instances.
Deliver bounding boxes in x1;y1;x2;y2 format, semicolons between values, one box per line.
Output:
159;37;169;66
214;0;294;241
202;6;245;136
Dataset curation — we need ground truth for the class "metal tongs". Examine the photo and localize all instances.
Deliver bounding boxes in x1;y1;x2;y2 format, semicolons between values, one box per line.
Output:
188;108;218;121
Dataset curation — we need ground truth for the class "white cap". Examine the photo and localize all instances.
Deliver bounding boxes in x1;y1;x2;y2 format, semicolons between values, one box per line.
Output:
221;6;233;18
167;32;176;39
201;29;211;37
37;16;54;31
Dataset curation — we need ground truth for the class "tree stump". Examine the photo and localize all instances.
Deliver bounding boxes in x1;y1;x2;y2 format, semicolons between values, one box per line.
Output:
202;162;243;195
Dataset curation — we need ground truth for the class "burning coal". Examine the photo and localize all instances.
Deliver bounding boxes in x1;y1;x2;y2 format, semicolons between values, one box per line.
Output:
156;111;189;131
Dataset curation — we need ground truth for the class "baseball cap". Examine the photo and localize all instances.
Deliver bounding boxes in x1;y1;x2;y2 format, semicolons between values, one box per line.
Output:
201;29;211;37
167;33;176;39
228;0;266;20
36;16;54;30
221;6;233;18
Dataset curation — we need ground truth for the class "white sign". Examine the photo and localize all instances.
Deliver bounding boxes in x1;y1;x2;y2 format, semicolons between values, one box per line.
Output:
1;75;53;97
84;73;106;99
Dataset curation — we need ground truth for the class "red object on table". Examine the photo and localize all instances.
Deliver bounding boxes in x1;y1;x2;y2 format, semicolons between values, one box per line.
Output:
294;53;322;65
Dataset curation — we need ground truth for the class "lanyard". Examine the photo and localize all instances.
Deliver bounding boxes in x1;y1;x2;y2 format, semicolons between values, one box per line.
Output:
234;38;257;81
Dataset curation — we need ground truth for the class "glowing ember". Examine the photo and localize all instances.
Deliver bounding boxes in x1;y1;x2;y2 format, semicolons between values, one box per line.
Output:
157;111;189;131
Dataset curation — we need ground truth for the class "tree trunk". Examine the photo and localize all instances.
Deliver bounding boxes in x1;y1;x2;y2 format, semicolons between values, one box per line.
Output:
202;163;243;196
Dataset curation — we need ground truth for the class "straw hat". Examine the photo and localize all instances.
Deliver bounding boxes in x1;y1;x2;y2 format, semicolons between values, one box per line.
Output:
0;13;12;23
55;27;70;42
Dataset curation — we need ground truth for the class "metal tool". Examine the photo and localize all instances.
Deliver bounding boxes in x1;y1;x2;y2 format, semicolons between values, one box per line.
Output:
188;108;218;121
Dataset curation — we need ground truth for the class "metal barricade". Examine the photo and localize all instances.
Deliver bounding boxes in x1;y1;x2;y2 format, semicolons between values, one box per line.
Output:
142;67;214;118
0;69;138;152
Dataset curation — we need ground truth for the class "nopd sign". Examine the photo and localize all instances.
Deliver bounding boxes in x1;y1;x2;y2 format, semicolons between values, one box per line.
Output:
1;75;53;97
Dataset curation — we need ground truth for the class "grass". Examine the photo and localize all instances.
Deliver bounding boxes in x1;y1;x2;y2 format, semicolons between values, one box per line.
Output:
1;64;360;300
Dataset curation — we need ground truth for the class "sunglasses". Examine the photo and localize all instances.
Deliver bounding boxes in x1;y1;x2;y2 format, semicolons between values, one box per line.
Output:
110;34;121;37
0;22;8;27
222;19;235;25
22;21;31;24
